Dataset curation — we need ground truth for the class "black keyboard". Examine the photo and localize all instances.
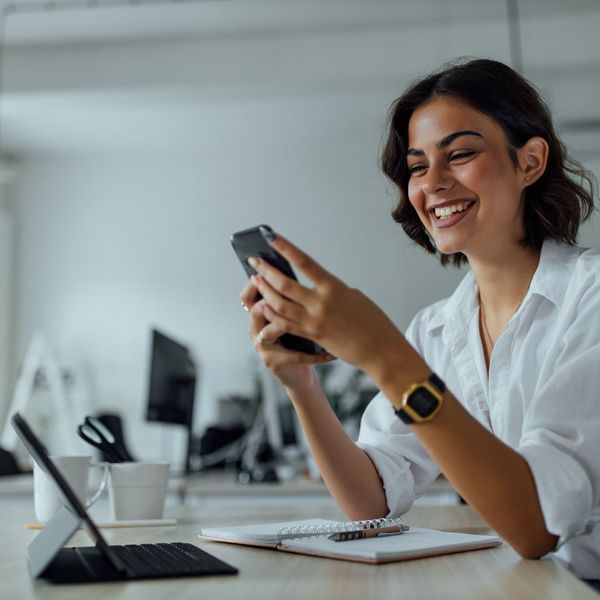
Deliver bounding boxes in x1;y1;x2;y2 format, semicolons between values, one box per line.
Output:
109;543;238;578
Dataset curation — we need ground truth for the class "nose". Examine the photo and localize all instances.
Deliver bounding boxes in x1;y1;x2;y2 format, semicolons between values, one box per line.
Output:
420;162;455;196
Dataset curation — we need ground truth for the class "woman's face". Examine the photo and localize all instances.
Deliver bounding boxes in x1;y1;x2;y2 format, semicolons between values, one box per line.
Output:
406;96;526;260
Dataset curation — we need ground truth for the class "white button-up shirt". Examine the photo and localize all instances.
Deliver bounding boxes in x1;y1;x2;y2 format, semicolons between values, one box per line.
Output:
357;240;600;578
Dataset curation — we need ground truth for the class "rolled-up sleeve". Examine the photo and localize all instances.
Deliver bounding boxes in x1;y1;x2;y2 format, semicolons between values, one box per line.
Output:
356;392;440;517
355;308;440;517
519;331;600;547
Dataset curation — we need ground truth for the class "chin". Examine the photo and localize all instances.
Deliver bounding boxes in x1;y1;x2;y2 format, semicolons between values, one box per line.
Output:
433;239;465;256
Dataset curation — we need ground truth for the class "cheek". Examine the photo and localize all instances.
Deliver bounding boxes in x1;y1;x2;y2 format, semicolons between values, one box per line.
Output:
407;187;432;232
461;157;508;192
407;181;425;215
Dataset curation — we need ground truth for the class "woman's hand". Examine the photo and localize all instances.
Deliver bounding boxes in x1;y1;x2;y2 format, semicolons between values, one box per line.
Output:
240;265;391;521
247;230;408;379
239;278;334;393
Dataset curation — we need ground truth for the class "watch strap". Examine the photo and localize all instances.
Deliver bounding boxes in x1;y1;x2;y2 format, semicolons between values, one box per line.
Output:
428;372;446;394
396;405;416;425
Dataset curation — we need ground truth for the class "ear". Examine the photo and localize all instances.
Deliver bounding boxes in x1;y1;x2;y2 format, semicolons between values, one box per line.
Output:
517;136;549;187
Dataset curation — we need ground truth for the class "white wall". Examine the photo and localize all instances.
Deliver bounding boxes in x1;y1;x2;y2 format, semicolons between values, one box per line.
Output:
10;92;466;460
0;195;14;411
2;1;599;464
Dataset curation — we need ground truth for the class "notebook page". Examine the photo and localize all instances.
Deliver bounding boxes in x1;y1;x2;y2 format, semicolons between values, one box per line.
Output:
282;527;500;561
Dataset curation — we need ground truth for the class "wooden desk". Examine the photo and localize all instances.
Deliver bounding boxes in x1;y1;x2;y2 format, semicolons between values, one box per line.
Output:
0;503;595;599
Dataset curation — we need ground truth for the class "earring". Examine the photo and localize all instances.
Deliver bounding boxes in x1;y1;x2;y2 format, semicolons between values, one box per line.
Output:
525;175;531;181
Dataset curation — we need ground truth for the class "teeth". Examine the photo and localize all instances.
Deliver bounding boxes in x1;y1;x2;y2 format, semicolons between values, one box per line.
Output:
434;202;470;219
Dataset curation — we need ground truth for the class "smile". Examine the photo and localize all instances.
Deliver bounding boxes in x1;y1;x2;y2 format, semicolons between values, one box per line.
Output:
429;200;476;228
432;201;475;219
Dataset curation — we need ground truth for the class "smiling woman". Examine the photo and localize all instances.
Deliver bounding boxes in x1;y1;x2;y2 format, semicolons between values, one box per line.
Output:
407;98;553;277
238;58;600;582
382;59;594;267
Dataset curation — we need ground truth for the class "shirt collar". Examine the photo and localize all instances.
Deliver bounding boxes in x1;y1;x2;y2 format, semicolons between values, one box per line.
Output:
527;239;579;308
424;240;579;337
425;269;478;336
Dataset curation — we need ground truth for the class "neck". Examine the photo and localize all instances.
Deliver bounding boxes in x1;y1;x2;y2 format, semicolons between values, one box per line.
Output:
468;243;541;320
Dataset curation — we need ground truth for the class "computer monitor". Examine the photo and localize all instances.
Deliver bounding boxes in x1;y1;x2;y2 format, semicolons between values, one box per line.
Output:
146;329;197;473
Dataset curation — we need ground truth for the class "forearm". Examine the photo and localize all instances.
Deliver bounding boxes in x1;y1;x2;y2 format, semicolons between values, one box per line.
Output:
286;379;389;520
412;395;556;557
371;340;557;558
247;233;557;556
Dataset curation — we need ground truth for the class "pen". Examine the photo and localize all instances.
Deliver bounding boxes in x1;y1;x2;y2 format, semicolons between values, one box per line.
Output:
328;524;409;542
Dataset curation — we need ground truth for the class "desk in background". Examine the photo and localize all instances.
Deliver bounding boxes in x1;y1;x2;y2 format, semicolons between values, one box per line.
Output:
0;471;460;508
172;470;460;506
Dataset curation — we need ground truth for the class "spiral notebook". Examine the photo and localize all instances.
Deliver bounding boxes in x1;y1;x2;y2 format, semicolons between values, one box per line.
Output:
200;518;501;564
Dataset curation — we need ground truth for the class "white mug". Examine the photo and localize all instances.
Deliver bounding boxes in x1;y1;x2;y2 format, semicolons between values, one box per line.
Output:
33;455;91;523
108;462;169;521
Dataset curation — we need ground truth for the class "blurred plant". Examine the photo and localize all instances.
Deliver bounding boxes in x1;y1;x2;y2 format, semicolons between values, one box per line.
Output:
314;363;373;422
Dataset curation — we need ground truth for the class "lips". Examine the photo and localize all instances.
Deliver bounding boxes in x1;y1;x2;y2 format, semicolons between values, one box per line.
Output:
428;199;477;229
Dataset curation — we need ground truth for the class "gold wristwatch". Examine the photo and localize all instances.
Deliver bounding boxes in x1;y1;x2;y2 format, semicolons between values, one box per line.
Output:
394;373;446;424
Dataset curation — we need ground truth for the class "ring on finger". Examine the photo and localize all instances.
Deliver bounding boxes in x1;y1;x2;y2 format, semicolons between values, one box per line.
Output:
241;301;249;312
255;330;277;346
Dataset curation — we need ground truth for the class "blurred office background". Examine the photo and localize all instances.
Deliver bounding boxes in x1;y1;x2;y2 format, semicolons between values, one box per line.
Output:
0;0;598;469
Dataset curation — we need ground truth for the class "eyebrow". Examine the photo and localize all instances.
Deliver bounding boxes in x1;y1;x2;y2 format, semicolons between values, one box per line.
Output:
407;130;484;156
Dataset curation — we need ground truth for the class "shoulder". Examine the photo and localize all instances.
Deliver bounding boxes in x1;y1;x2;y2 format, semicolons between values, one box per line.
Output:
534;243;600;351
571;245;600;283
562;246;600;322
544;241;600;274
548;243;600;304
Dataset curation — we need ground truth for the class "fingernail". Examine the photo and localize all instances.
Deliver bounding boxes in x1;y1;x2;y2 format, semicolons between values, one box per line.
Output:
324;353;336;361
248;257;258;269
259;226;277;242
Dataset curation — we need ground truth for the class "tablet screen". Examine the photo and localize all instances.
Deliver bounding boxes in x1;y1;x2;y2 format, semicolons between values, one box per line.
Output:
11;412;124;572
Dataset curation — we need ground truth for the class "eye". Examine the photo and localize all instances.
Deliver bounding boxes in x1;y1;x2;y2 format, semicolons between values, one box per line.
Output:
449;150;476;162
408;163;427;176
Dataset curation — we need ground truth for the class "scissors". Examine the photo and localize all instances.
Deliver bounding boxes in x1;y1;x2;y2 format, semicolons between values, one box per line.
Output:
77;416;129;463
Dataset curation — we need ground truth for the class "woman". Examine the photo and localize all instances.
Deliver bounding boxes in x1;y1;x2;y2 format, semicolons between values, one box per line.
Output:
239;59;599;579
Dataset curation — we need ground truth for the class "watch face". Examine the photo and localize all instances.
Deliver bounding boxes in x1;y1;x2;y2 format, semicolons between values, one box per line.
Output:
409;388;439;416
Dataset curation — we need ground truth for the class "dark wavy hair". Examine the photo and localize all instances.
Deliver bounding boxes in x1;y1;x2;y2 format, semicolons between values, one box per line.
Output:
381;58;596;267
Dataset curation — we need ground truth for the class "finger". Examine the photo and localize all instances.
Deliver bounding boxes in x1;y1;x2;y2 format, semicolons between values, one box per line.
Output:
257;343;337;366
254;275;305;324
248;301;268;339
248;260;312;307
248;301;290;343
240;279;260;310
262;301;319;343
260;228;338;287
253;323;284;348
262;346;336;371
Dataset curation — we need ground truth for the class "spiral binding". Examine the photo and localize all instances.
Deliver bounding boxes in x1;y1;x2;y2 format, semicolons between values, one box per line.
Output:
277;517;405;540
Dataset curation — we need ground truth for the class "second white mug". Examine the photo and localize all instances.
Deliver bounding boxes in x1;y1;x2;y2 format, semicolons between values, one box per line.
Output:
108;462;170;521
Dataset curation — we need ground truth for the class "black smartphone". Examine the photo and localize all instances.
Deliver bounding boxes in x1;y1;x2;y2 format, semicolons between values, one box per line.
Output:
231;224;324;355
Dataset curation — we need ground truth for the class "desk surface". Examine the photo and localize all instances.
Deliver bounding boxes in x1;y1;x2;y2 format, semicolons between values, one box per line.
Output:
0;502;595;599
